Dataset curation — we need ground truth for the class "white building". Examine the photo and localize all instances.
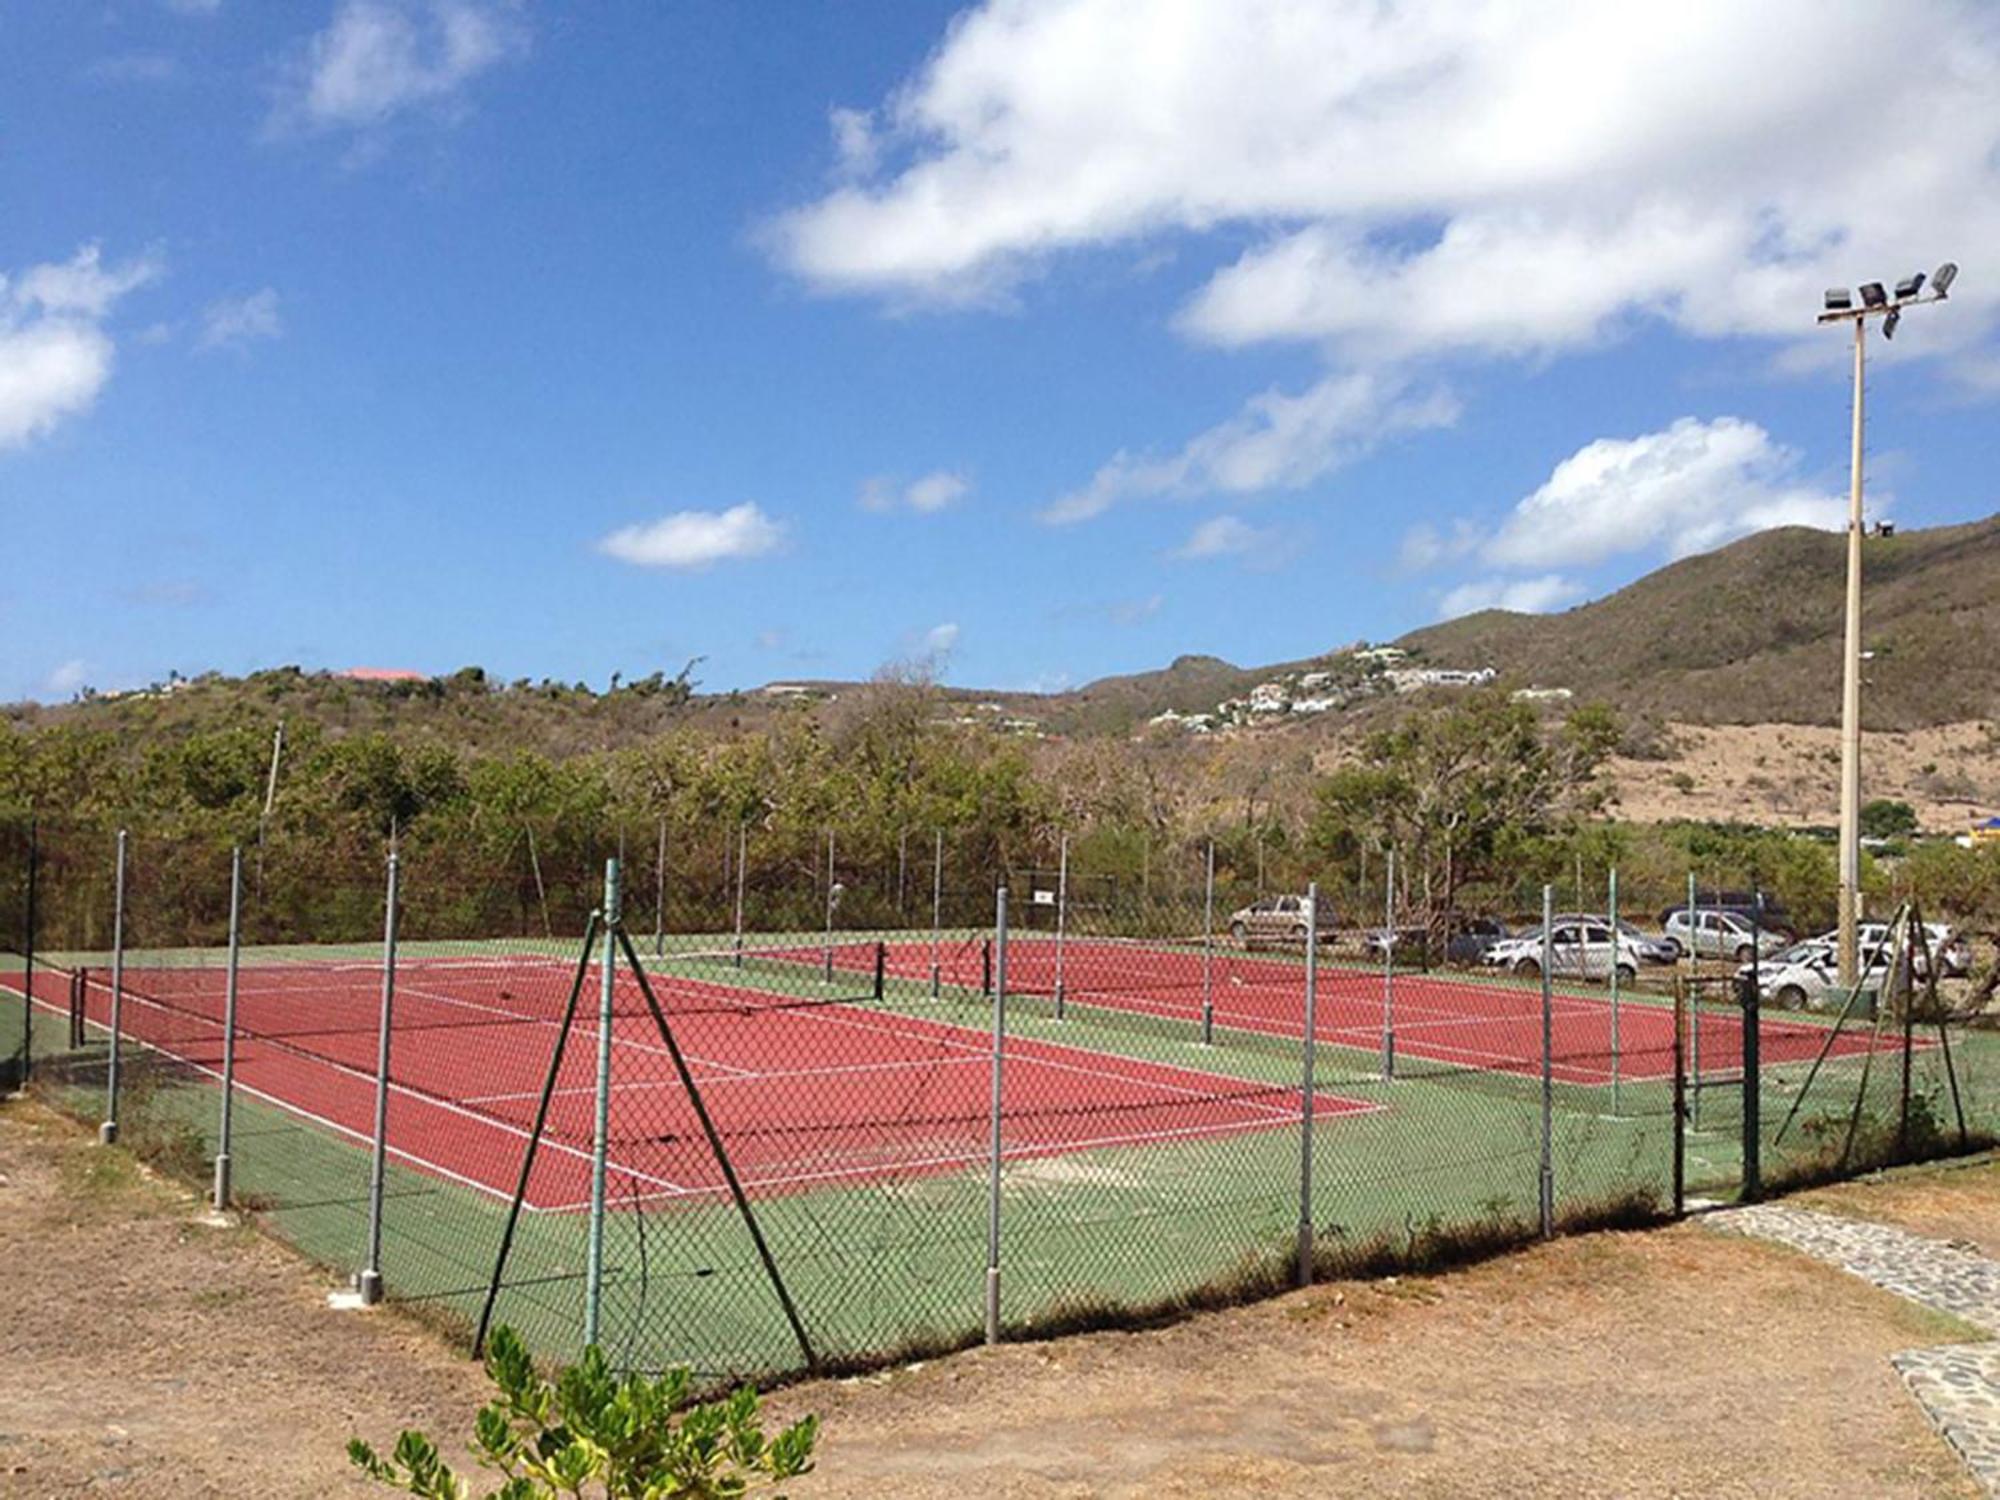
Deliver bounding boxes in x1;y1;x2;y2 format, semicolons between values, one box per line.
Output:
1248;682;1289;714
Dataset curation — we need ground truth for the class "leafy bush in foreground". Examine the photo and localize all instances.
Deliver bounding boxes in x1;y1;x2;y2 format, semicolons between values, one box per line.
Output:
349;1326;818;1499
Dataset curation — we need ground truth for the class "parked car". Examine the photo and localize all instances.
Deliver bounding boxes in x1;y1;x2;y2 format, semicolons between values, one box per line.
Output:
1657;891;1792;929
1741;924;1970;984
1552;913;1677;966
1748;942;1897;1011
1362;916;1510;965
1485;919;1640;984
1662;907;1790;962
1228;893;1333;946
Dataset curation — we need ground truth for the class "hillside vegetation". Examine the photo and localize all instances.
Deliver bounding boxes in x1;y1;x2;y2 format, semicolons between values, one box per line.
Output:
1400;514;2000;730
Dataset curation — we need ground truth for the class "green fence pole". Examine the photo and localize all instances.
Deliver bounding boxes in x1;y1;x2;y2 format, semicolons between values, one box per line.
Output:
99;829;128;1147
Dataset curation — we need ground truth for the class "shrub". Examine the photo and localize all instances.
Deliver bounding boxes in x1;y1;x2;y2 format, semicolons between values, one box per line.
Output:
349;1326;818;1499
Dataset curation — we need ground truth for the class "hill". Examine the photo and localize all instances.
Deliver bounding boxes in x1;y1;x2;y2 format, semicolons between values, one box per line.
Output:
1396;514;2000;731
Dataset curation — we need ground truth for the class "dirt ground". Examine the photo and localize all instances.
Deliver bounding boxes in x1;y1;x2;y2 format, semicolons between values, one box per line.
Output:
0;1095;1985;1500
1607;719;1998;830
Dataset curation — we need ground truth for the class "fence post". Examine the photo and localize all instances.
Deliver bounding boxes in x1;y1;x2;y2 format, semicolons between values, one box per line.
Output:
822;831;837;983
1296;881;1321;1288
1539;883;1555;1239
653;817;667;958
1608;866;1621;1116
585;857;621;1348
99;829;128;1146
1200;839;1215;1045
930;830;943;998
212;847;245;1211
1687;872;1701;1130
358;851;401;1304
733;824;747;968
1381;847;1396;1081
1743;892;1763;1201
1053;834;1068;1020
897;828;908;918
986;885;1008;1344
17;819;35;1082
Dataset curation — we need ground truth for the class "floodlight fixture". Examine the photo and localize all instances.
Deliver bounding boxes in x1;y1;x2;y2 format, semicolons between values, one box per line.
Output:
1825;287;1853;311
1883;306;1902;340
1933;261;1958;297
1859;282;1888;308
1894;272;1926;301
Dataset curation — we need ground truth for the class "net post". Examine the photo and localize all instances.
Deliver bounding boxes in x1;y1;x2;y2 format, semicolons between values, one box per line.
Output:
873;940;886;1001
1380;847;1396;1081
733;824;747;968
99;829;128;1146
1296;881;1320;1288
357;850;401;1305
1538;883;1555;1240
584;857;621;1348
69;968;85;1051
1053;834;1068;1021
982;936;992;997
1687;871;1701;1130
986;885;1008;1344
1742;891;1763;1201
17;818;34;1083
212;847;244;1212
1672;973;1687;1216
1608;865;1621;1117
929;830;943;998
1200;839;1215;1045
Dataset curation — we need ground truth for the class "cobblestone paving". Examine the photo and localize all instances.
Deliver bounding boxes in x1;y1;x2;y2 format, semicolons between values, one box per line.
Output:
1713;1203;2000;1495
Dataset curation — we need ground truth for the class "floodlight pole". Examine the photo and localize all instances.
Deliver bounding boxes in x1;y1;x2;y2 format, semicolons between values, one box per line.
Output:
1817;273;1953;988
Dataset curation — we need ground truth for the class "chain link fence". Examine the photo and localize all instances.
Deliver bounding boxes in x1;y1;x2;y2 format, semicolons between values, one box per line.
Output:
5;816;1995;1387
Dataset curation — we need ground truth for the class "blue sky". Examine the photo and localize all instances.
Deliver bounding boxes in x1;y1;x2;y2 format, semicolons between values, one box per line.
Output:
5;1;1997;703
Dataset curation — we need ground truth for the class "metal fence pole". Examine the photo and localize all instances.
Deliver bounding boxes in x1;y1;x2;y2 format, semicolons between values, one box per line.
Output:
897;828;908;919
985;885;1008;1344
1608;866;1621;1116
1381;847;1396;1081
1687;871;1701;1130
99;829;128;1146
584;857;621;1347
1539;883;1555;1239
17;819;35;1082
1296;881;1321;1288
733;824;747;968
358;852;401;1304
653;816;667;958
930;830;943;998
1743;892;1763;1201
822;830;836;983
1053;834;1068;1020
212;847;245;1211
1200;839;1216;1045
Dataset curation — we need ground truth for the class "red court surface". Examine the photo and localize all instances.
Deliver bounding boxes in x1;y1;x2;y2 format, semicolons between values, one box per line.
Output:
866;935;1913;1087
7;958;1365;1213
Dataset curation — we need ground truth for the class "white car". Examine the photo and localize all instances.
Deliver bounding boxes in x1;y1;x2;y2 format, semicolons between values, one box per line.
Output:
1742;924;1968;986
1486;919;1640;984
1751;944;1897;1010
1227;893;1333;946
1663;908;1789;963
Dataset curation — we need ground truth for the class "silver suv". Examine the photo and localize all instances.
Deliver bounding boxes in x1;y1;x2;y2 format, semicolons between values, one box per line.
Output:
1228;893;1332;947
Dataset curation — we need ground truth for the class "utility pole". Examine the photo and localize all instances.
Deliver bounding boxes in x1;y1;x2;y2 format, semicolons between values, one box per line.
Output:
1818;262;1956;987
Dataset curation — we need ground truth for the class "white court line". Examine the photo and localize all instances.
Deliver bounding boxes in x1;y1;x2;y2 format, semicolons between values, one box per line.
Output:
11;976;688;1208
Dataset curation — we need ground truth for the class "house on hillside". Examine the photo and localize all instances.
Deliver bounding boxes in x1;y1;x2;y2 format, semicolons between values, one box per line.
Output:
341;667;429;684
1248;682;1289;714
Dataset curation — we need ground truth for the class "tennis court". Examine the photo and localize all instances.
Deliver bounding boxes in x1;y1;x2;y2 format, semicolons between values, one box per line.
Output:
867;934;1910;1085
13;948;1371;1212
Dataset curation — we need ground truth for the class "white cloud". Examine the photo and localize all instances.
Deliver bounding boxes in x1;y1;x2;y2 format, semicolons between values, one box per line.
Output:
771;1;2000;373
198;288;282;351
0;245;159;450
860;468;971;514
43;659;89;698
1045;372;1456;523
1484;417;1846;571
280;0;526;132
1437;574;1584;621
923;621;961;655
598;503;786;571
1397;518;1482;573
1172;515;1283;565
